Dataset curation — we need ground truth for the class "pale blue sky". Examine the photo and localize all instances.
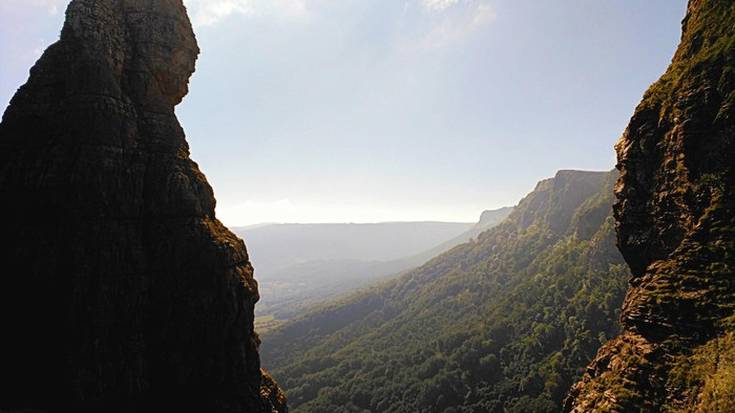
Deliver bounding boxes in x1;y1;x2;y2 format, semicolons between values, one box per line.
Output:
1;0;687;225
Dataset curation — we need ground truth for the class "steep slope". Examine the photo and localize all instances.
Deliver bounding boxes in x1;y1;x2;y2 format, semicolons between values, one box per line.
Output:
262;170;629;413
0;1;285;412
566;1;735;411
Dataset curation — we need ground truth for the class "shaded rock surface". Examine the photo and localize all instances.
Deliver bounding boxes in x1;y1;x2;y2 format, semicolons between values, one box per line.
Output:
0;1;286;412
565;0;735;411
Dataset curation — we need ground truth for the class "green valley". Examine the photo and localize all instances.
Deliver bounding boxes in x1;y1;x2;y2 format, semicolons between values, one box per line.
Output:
262;170;629;413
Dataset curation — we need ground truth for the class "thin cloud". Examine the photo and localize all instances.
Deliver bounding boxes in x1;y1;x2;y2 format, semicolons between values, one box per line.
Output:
32;39;48;58
0;0;67;15
419;1;497;49
35;0;64;15
422;0;461;12
183;0;309;27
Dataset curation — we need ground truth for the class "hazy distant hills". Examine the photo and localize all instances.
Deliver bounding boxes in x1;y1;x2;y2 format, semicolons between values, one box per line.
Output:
410;206;514;265
261;170;629;412
234;212;512;325
234;222;474;274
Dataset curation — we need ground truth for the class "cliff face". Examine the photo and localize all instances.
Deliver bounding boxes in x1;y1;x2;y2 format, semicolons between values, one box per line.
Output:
0;1;286;412
566;0;735;411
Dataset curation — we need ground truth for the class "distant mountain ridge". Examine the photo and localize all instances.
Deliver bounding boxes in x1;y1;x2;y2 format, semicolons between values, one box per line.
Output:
404;206;515;267
262;170;629;412
234;221;475;275
479;206;515;227
237;212;512;324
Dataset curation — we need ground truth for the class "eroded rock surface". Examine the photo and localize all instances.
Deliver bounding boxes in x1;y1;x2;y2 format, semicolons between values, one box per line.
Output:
0;1;286;411
565;0;735;411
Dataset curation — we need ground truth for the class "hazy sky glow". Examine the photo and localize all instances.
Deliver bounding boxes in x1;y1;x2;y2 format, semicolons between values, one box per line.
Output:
1;0;687;225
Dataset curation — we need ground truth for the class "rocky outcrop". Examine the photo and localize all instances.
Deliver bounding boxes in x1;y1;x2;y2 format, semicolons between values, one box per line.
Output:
565;0;735;411
477;206;514;228
0;1;286;412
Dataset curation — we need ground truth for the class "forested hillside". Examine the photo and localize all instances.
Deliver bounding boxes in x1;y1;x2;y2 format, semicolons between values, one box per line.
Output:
262;170;629;412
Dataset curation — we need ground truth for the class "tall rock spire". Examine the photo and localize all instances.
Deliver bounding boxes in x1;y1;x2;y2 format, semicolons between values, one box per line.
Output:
566;0;735;410
0;0;286;411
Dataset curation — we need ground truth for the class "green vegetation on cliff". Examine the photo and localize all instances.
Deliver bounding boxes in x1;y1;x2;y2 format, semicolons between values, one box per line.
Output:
262;170;629;413
567;1;735;411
